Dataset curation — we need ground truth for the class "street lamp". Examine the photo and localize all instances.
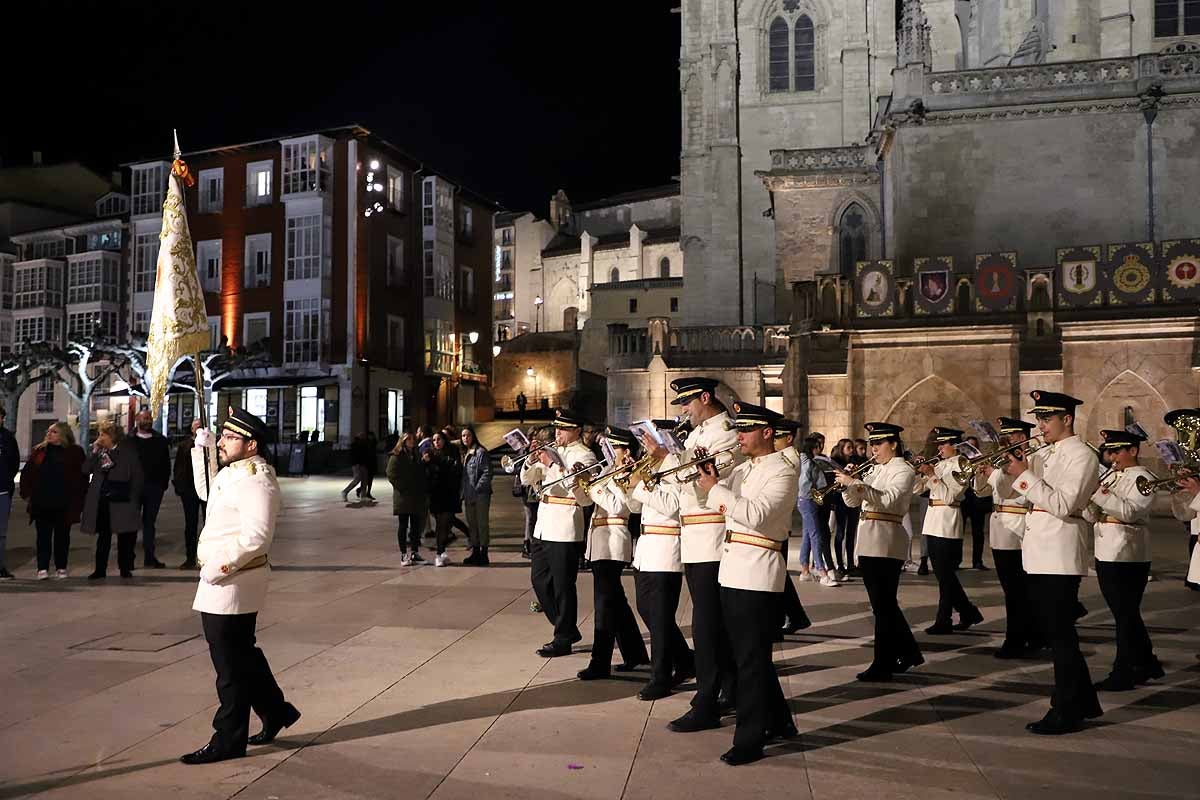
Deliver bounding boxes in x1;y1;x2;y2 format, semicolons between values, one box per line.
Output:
534;295;544;332
468;330;479;344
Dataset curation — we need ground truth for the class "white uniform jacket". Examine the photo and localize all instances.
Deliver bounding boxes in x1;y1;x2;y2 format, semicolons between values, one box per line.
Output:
626;477;683;574
705;450;798;593
1171;490;1200;537
521;440;596;543
1085;466;1153;563
987;467;1030;550
844;456;916;561
191;447;281;615
1013;435;1099;576
585;480;635;563
1189;493;1200;584
658;412;740;564
923;457;965;539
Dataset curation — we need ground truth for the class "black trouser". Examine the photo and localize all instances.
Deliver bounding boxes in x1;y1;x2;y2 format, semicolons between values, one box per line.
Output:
396;513;425;553
530;539;580;646
1188;534;1198;588
34;515;71;571
722;586;791;751
859;556;921;670
993;548;1037;649
589;560;648;669
685;561;737;716
967;505;989;567
95;498;136;575
180;494;203;564
201;612;288;755
832;502;859;571
776;538;809;630
140;483;165;565
927;536;976;626
1027;574;1101;722
635;570;692;688
1095;560;1157;680
434;512;454;555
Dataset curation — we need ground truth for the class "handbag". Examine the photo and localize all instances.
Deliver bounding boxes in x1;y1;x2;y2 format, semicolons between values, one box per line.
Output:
101;478;131;503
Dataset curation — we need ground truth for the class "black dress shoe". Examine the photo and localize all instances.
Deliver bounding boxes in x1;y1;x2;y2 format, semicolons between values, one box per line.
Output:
120;570;134;579
638;683;672;701
1025;710;1084;735
667;709;721;733
765;723;798;741
248;703;301;745
614;661;645;672
894;652;925;673
973;563;990;571
717;695;737;716
917;561;929;576
577;664;612;681
781;615;812;635
1133;661;1166;683
953;607;984;631
994;645;1032;660
856;665;894;682
1094;674;1136;692
87;571;106;581
536;641;573;658
670;663;696;687
180;742;243;765
925;623;954;635
720;745;764;766
178;561;198;570
146;559;166;569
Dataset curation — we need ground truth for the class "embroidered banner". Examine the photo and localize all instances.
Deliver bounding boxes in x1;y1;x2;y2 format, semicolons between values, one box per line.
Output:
1160;239;1200;302
1056;245;1103;308
1104;241;1157;306
855;260;895;318
974;252;1018;312
913;256;955;315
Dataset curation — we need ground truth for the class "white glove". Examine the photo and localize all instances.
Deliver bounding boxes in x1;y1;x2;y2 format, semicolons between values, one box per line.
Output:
1082;503;1100;524
200;561;227;584
195;428;215;449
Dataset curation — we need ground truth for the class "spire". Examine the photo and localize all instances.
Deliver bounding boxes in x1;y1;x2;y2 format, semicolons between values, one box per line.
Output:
898;0;932;70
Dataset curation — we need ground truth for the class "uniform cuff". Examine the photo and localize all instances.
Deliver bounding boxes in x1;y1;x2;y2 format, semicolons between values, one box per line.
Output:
1013;470;1038;496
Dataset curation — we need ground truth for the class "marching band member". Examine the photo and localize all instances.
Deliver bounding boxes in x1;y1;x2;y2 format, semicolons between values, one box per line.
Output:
577;428;649;680
917;427;984;634
1084;429;1162;691
1168;407;1200;591
1002;391;1103;734
978;417;1043;658
838;423;924;682
636;377;739;732
902;460;930;575
520;409;598;658
614;420;694;701
774;419;810;637
694;402;798;766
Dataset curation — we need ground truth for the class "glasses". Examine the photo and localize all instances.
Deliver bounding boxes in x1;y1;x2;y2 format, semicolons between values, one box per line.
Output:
220;431;249;443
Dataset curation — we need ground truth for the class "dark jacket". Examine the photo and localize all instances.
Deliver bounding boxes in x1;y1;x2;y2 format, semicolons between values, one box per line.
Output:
386;449;429;515
130;429;171;490
427;449;462;514
461;444;492;502
81;443;145;534
0;425;19;493
19;444;87;525
173;439;200;499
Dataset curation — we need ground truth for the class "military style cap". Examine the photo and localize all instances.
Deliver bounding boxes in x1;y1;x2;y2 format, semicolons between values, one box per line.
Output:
552;409;587;429
223;408;268;442
1099;429;1145;450
864;421;904;442
729;401;784;430
773;418;800;439
998;416;1036;434
669;377;720;406
603;426;635;447
1027;390;1083;415
932;426;964;444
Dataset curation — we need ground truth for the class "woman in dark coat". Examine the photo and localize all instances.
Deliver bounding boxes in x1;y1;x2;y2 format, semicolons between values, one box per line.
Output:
19;422;87;579
427;431;462;567
81;421;145;580
388;432;430;565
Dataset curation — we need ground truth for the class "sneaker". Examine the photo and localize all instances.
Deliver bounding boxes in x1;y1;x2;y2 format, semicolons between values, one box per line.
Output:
401;552;414;567
798;572;813;582
36;570;49;580
434;553;450;567
55;569;68;580
0;569;14;580
410;551;426;564
819;574;840;587
340;489;350;503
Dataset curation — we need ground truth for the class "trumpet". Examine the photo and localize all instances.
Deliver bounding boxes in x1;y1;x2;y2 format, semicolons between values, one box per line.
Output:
577;457;640;492
533;459;608;500
907;454;940;469
614;452;665;492
1135;465;1198;496
952;437;1050;483
812;459;875;505
500;441;546;474
644;444;742;491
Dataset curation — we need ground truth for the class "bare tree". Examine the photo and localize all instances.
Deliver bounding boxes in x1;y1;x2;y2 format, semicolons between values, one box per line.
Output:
33;338;132;446
0;349;58;421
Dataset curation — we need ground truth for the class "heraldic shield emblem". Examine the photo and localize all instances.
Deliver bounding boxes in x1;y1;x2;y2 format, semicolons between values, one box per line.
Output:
855;260;895;318
1162;239;1200;301
974;252;1018;312
914;256;953;315
1104;241;1157;306
1056;245;1103;307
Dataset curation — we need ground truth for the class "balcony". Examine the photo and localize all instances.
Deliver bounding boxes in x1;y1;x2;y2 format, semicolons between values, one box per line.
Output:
426;351;454;376
460;359;488;383
608;321;789;370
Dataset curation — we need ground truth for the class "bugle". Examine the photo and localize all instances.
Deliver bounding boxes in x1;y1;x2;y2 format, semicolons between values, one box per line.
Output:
812;458;875;505
577;458;639;492
500;442;545;474
1136;465;1198;496
533;459;609;500
952;437;1049;483
644;444;742;491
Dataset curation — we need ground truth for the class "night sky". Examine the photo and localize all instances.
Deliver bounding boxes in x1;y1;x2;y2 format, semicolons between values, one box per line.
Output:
4;0;682;214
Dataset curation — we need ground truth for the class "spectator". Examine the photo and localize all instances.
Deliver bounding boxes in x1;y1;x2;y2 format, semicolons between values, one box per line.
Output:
438;425;471;537
516;391;527;424
854;438;869;460
0;407;20;579
417;425;435;456
797;435;839;587
460;426;492;566
341;432;372;504
427;432;462;567
174;420;207;569
830;438;862;576
361;431;379;502
387;432;429;566
82;421;144;580
19;422;85;579
130;408;170;568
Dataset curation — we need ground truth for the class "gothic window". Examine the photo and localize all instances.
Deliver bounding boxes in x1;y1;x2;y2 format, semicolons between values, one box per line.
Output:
794;16;815;91
610;267;619;283
659;257;670;278
1156;0;1200;37
956;281;972;313
1030;278;1050;310
769;17;790;92
837;204;868;276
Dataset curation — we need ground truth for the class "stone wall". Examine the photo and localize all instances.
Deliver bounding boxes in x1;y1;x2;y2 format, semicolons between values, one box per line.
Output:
607;362;764;426
807;374;851;442
492;345;576;409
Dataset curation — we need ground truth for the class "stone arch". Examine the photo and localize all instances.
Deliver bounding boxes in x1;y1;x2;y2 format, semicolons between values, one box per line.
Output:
752;0;831;95
881;374;985;453
955;278;972;313
1082;369;1171;462
547;277;577;329
828;193;881;274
